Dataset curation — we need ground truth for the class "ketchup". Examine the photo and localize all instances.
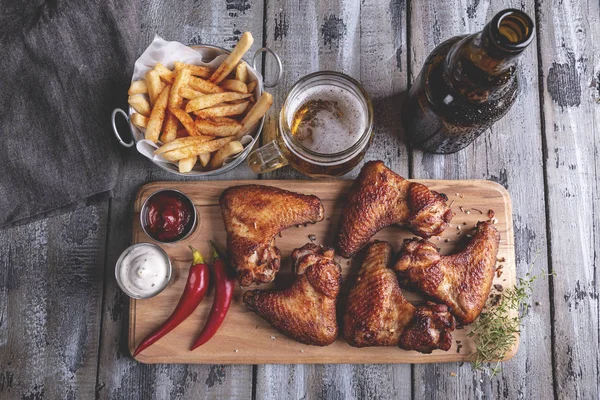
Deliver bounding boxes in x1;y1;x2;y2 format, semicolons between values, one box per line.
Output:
146;192;193;242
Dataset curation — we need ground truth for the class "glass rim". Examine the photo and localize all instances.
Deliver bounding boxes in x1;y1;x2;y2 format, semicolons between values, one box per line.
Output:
279;71;374;160
489;9;535;52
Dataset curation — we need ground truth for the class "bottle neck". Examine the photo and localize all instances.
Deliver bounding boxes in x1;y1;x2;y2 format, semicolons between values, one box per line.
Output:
443;9;534;102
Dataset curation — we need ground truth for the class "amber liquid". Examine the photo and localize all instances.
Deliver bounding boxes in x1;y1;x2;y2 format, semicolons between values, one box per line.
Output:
402;10;533;154
402;38;518;154
246;121;372;178
291;100;341;139
284;142;370;178
248;72;373;177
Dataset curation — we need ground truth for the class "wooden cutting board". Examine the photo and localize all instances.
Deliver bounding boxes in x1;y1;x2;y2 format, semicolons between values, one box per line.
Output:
129;179;516;364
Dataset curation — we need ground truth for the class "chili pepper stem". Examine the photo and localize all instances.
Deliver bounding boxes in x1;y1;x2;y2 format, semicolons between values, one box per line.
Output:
189;245;204;264
209;240;220;260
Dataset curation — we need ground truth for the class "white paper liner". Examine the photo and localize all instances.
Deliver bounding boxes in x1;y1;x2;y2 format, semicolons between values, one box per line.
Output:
129;35;263;170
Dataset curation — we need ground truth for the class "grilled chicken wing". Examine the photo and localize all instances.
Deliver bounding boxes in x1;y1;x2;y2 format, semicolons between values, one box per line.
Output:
344;241;455;353
394;221;500;324
220;185;324;286
336;161;453;258
243;244;342;346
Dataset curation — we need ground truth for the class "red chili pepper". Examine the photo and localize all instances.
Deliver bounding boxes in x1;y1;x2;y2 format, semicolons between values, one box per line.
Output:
190;241;235;350
133;246;209;357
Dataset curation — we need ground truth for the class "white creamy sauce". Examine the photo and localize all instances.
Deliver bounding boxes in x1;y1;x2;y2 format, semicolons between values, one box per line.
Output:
119;245;170;298
288;85;367;154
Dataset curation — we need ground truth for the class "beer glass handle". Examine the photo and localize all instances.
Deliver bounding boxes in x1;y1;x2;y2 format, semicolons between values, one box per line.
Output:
247;141;289;174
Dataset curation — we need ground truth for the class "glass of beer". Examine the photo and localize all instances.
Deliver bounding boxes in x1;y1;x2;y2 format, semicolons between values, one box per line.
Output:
247;71;374;178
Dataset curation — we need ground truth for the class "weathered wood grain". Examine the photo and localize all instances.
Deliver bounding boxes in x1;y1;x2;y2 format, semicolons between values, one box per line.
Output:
256;0;411;398
536;0;600;398
95;1;262;398
256;363;411;400
2;0;597;398
408;1;554;399
260;0;360;181
261;0;409;180
0;200;108;400
361;0;409;174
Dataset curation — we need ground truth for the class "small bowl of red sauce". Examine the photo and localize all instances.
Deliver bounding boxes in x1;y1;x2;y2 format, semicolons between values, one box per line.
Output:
140;189;197;243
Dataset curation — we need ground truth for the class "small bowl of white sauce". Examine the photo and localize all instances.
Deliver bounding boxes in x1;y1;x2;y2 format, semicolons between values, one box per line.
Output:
115;243;172;299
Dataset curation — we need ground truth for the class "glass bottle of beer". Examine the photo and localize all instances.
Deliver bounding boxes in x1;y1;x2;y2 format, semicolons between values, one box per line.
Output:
402;9;535;154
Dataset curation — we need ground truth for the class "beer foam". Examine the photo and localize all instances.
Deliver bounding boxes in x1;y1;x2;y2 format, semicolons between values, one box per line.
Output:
288;84;367;154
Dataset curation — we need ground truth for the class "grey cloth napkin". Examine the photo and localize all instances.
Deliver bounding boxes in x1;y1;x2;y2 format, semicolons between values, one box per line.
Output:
0;1;141;227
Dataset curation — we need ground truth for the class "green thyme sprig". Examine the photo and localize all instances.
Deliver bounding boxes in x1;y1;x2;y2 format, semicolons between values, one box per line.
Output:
469;256;553;377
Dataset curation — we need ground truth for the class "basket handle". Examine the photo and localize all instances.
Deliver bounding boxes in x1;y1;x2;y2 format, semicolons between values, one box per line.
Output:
252;47;283;88
111;108;135;148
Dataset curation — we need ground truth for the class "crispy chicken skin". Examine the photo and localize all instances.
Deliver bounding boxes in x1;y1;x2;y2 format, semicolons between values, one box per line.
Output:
344;241;455;353
220;185;324;286
243;244;342;346
399;302;456;353
394;221;500;325
336;161;453;258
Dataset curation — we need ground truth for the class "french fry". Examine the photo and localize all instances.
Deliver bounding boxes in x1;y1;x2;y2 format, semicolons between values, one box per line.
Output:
130;113;148;128
169;68;191;109
220;79;248;93
128;80;147;95
185;92;252;112
174;62;211;78
180;86;206;99
193;102;249;118
209;116;240;123
209;32;254;84
235;62;248;83
189;76;224;94
246;80;257;94
195;117;242;137
198;152;211;167
161;137;235;162
237;91;273;138
154;63;175;83
170;107;198;136
145;85;170;143
228;98;248;105
178;156;197;173
128;94;151;117
145;69;163;105
207;141;244;169
155;135;214;155
160;111;179;143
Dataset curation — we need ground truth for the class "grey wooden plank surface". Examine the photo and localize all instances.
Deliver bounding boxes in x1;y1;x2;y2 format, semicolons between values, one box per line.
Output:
0;199;109;400
260;0;359;181
408;1;554;399
1;1;600;399
94;1;262;398
255;1;411;399
536;0;600;398
260;0;409;178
